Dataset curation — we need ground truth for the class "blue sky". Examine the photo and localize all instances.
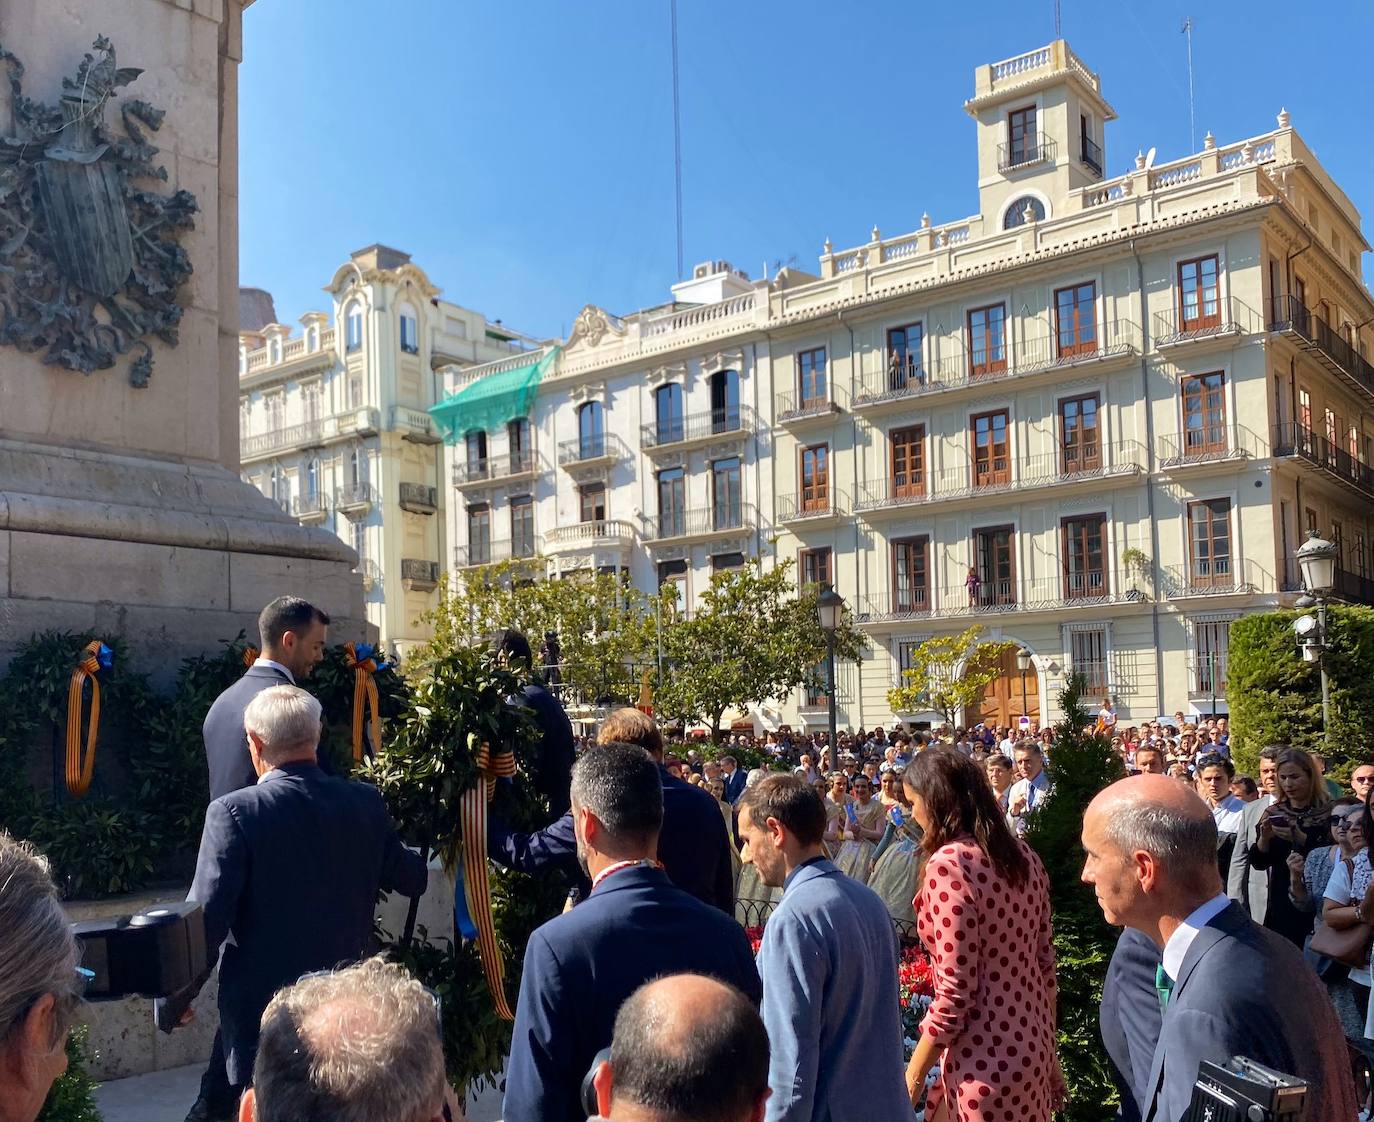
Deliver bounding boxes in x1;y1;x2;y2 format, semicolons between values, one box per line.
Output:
239;1;1374;341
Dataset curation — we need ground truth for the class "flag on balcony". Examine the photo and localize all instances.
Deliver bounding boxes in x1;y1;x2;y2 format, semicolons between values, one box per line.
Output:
429;346;559;441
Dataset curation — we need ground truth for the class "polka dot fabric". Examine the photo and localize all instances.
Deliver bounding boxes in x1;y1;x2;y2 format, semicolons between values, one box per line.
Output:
915;837;1061;1121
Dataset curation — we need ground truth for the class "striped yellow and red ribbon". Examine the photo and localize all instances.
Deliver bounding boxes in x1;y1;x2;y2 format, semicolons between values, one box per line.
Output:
242;646;260;667
459;741;519;1020
345;642;388;764
65;641;112;798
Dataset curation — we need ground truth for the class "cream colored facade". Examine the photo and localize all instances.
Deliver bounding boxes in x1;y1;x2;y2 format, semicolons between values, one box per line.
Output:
238;245;535;654
442;41;1374;731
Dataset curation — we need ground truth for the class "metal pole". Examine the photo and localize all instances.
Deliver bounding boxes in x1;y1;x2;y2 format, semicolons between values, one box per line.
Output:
1181;18;1197;153
1318;598;1331;741
1020;668;1029;722
669;0;685;280
826;630;838;769
1209;649;1217;720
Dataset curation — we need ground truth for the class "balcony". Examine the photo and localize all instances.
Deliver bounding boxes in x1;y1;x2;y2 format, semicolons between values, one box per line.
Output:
776;385;848;426
1269;296;1374;406
353;558;380;593
400;558;440;592
290;492;329;525
1156;425;1263;470
453;539;538;568
641;407;755;454
776;491;847;526
1272;423;1374;504
542;519;636;554
1186;652;1229;699
643;505;755;545
557;433;630;472
855;590;931;626
997;134;1057;173
334;482;376;518
1333;567;1374;608
1080;134;1103;176
452;451;541;489
242;419;325;459
1153;296;1262;350
391;405;442;445
1160;560;1272;599
1021;570;1147;611
398;482;438;515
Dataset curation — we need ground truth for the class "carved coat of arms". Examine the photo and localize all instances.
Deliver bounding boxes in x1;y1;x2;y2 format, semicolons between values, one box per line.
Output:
0;36;197;387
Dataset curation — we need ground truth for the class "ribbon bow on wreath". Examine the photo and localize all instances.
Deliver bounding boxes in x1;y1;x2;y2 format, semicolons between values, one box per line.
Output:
455;739;519;1021
66;641;114;798
345;642;392;764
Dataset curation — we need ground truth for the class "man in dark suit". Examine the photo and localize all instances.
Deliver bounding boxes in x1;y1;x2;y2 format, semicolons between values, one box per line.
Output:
203;596;331;801
167;685;427;1117
1099;927;1163;1122
488;708;735;914
494;628;575;821
503;741;760;1122
1225;745;1280;920
1082;773;1355;1122
721;755;748;804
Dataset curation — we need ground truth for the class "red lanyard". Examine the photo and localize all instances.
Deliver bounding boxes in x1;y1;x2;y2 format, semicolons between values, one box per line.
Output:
592;858;663;890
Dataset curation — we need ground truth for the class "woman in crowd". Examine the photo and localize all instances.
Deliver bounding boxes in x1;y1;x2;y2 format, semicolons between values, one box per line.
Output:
868;781;924;929
1248;747;1332;948
878;768;905;813
831;774;885;882
822;772;850;858
903;749;1062;1120
985;753;1015;812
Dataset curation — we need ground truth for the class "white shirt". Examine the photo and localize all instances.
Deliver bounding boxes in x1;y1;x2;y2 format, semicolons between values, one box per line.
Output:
253;657;296;685
1161;893;1230;981
1210;795;1245;835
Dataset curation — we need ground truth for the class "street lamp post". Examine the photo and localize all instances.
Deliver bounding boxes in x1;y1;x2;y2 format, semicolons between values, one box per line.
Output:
817;585;844;771
1294;530;1338;743
1016;647;1032;727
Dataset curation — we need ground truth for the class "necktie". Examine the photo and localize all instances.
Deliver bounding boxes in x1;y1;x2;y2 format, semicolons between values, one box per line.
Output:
1155;963;1175;1011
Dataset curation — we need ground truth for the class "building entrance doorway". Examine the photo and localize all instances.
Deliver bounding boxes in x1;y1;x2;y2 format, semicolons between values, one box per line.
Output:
976;648;1039;728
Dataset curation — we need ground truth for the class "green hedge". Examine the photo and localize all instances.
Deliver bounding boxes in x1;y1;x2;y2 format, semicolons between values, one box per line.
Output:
1227;605;1374;779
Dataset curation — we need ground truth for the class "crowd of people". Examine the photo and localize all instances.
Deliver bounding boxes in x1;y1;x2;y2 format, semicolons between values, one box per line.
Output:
1;604;1371;1122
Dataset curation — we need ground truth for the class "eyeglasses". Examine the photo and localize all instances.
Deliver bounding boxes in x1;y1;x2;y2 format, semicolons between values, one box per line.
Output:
1353;775;1374;786
1335;815;1365;831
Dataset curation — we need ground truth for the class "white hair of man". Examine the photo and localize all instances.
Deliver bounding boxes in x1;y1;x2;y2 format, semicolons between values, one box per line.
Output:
0;833;80;1049
251;957;446;1122
243;684;322;764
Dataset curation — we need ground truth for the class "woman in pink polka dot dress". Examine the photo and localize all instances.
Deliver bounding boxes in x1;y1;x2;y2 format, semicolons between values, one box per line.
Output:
901;749;1064;1121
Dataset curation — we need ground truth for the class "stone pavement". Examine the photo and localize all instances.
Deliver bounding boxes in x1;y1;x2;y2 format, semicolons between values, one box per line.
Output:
96;1063;507;1122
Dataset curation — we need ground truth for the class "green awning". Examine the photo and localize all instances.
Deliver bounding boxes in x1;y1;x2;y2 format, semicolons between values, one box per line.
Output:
429;346;558;441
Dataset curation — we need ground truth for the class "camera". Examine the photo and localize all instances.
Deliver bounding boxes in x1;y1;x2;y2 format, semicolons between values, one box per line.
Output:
70;902;207;1001
1185;1056;1307;1122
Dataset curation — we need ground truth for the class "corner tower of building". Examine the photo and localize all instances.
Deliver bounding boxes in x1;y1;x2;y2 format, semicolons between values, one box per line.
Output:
965;40;1116;232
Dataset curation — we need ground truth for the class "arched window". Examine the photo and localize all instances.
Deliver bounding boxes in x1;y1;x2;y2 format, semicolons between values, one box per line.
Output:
398;302;419;354
269;336;282;364
306;458;320;500
1003;196;1046;229
709;369;740;431
654;384;683;443
578;401;605;458
306;324;320;351
345;301;364;352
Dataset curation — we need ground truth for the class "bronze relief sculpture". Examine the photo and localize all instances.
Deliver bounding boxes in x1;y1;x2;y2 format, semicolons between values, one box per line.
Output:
0;36;197;387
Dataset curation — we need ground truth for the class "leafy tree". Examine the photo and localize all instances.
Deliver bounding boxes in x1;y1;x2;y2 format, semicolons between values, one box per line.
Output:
37;1025;101;1122
655;561;864;743
886;625;1016;727
1025;672;1127;1122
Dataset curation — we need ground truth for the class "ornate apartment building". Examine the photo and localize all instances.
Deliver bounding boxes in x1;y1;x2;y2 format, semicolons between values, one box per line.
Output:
438;40;1374;731
237;245;535;653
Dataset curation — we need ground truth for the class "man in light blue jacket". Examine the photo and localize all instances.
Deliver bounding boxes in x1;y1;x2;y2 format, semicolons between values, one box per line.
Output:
736;774;913;1122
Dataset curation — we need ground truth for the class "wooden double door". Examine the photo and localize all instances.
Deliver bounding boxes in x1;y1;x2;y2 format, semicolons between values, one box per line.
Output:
976;648;1039;728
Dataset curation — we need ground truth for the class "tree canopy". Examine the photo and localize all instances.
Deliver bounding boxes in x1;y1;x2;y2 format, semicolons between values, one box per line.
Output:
886;625;1015;727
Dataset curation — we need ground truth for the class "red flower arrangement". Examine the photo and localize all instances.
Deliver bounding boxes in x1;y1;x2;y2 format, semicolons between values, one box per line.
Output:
898;945;935;1005
744;925;764;955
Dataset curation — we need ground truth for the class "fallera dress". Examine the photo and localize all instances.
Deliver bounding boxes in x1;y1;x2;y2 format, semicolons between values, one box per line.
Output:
832;797;884;883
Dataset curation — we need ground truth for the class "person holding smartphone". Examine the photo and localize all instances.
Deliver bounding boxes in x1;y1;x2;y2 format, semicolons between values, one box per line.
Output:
1247;747;1332;948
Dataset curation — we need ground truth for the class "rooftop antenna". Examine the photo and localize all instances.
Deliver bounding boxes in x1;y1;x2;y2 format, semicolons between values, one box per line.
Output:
1181;17;1197;152
1054;0;1061;38
669;0;685;281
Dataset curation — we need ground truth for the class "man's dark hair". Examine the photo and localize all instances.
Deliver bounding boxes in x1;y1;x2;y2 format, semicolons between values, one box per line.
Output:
720;755;737;768
986;753;1013;770
570;741;663;846
1195;752;1235;779
1259;745;1288;763
738;774;826;846
1014;740;1044;758
259;596;329;649
1234;775;1258;797
492;628;533;663
610;975;768;1122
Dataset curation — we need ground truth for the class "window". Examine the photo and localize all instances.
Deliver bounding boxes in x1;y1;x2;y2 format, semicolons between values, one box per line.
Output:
710;369;740;432
399;304;419;354
1059;394;1100;474
896;640;921;688
1008;105;1038;165
306;324;320;351
1332;519;1345;574
799;547;832;591
467;505;491;565
655;384;684;444
1350;425;1360;464
1062;515;1107;599
579;483;606;523
973;526;1016;607
657;468;685;538
1003;196;1046;229
465;431;488;475
800;444;830;512
1355;532;1368;579
1070;628;1109;694
305;458;320;501
1181;373;1227;457
348;373;364;409
967;304;1007;378
1324;407;1338;449
268;336;282;364
1178;255;1221;331
302;381;321;422
1055;282;1097;357
1187;499;1233;588
971;410;1010;487
797;347;827;407
352;520;366;563
891;425;925;498
658;559;688;612
892;537;929;614
712;457;742;529
1299;387;1313;440
711;552;745;573
349;448;365;486
886;323;924;390
269;465;286;507
1080;114;1101;175
345;301;364;352
266;393;284;431
1305;507;1319;534
1194;619;1230;695
1268;257;1282;321
239;399;251;437
577;401;605;458
508;418;531;470
511;497;535;558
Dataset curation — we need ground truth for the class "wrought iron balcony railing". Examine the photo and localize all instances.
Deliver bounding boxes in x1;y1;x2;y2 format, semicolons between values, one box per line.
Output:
1272;422;1374;502
1269;295;1374;403
644;505;755;542
557;432;630;467
641;406;754;449
1081;134;1103;176
452;450;540;486
997;133;1057;172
